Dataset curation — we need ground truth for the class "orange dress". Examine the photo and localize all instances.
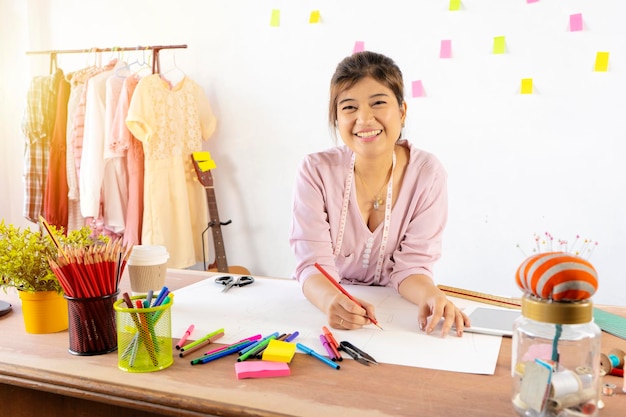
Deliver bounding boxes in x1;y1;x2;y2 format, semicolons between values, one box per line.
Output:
43;76;70;231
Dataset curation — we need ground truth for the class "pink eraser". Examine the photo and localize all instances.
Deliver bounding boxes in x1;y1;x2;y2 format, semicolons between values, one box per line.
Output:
234;361;291;379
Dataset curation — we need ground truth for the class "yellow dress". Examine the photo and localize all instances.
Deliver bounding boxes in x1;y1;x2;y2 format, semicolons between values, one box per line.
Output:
126;75;217;268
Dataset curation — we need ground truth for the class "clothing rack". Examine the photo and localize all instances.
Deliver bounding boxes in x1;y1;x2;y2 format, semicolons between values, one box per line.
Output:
26;44;188;74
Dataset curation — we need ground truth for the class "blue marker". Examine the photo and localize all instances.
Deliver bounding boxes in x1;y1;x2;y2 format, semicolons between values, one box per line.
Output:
297;342;340;370
191;340;256;365
152;286;169;307
149;295;171;325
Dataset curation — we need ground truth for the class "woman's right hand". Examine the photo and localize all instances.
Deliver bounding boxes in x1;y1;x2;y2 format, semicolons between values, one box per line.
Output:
328;293;377;330
302;273;377;330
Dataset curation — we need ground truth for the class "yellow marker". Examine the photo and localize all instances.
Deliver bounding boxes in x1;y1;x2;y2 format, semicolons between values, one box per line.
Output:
192;151;216;172
594;51;609;72
309;10;321;24
449;0;461;11
521;78;533;95
493;36;506;54
270;9;280;27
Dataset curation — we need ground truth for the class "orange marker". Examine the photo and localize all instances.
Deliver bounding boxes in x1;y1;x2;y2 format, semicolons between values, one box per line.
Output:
314;262;383;330
134;299;158;365
322;326;342;361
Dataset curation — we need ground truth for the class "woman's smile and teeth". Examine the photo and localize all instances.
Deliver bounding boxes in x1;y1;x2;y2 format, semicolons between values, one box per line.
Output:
355;129;382;142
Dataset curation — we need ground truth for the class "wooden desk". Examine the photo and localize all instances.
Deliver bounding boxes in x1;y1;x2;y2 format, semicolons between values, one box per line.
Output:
0;269;624;417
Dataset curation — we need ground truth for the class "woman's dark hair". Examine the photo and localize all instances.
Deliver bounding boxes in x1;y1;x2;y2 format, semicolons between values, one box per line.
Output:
328;51;405;129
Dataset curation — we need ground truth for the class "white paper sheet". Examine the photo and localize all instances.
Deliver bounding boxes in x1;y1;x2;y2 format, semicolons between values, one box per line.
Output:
170;275;504;374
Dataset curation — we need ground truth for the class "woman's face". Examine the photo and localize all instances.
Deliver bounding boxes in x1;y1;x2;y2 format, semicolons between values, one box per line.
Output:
336;76;406;159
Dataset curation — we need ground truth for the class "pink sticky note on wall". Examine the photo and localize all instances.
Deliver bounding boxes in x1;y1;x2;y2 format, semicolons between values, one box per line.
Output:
569;13;583;32
440;40;452;59
412;80;425;98
526;0;539;4
353;41;365;54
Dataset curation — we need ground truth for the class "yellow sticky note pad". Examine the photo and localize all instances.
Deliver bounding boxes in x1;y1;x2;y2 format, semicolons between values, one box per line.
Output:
262;340;296;363
449;0;461;11
594;52;609;72
493;36;506;54
521;78;533;94
270;9;280;27
192;151;216;172
309;10;321;23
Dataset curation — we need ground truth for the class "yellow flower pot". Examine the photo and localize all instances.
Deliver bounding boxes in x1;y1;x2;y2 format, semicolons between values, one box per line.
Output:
18;290;68;334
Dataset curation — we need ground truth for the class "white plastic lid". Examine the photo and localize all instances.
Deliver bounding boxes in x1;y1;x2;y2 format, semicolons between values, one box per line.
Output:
128;245;170;266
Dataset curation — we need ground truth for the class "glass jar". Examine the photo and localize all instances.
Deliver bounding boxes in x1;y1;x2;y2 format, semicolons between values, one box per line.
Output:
511;295;601;417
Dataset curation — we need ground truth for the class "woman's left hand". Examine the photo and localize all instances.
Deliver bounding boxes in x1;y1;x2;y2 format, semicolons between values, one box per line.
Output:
417;289;469;337
399;275;471;337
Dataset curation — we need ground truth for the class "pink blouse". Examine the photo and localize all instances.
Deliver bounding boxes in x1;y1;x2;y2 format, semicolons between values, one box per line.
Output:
289;139;448;292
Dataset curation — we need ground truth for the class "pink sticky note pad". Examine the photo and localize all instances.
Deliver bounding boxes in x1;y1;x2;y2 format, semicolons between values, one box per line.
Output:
353;41;365;54
569;13;583;32
235;361;290;379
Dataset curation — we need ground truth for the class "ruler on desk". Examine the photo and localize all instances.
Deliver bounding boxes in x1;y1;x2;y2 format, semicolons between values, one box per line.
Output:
437;285;522;309
438;285;626;339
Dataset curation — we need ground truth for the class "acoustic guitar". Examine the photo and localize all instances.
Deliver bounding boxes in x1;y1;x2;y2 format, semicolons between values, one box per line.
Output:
191;153;250;275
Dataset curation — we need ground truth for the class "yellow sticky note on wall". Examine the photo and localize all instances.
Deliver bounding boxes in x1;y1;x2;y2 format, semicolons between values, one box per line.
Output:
270;9;280;27
594;52;609;72
493;36;506;54
521;78;533;94
309;10;321;23
449;0;461;11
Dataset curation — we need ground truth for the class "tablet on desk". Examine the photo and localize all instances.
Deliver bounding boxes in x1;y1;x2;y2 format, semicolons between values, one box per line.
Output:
463;306;521;337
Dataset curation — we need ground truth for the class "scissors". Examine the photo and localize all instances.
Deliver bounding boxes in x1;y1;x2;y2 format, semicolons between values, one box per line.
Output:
338;341;378;366
215;275;255;293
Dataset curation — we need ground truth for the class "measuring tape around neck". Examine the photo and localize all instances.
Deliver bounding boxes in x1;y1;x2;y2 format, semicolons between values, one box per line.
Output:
334;152;396;285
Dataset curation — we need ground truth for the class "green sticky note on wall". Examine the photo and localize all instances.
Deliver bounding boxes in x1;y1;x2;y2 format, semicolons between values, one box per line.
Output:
493;36;506;54
270;9;280;27
449;0;461;11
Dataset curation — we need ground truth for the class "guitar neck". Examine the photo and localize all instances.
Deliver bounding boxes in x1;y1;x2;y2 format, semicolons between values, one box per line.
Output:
204;186;229;273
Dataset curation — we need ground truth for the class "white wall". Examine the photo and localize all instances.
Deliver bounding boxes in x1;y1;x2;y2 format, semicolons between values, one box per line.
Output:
1;0;625;306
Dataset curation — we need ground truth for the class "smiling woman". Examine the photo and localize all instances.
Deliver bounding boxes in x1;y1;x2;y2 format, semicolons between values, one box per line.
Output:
289;51;470;338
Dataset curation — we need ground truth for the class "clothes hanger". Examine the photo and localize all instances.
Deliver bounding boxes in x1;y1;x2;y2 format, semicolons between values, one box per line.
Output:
128;47;152;78
115;47;142;78
159;49;185;87
49;52;58;74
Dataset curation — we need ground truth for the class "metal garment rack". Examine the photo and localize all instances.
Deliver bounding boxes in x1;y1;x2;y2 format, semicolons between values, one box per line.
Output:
26;44;188;74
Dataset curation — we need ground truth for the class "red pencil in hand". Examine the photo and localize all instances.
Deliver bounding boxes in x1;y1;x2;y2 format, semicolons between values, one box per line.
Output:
314;262;383;330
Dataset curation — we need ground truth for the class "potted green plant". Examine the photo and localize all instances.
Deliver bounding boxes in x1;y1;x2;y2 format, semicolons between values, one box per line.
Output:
0;219;98;333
